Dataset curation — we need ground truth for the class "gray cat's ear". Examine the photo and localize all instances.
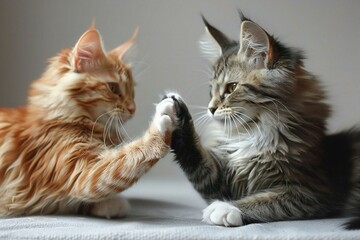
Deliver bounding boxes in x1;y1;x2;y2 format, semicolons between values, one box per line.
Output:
238;21;274;68
199;16;233;62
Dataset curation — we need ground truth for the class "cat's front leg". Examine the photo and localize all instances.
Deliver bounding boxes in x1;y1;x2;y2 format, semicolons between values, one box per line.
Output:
163;93;227;200
202;200;243;227
202;187;324;227
68;98;177;216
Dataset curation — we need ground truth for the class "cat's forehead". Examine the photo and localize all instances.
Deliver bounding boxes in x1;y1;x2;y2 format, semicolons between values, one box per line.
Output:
88;65;132;84
212;55;246;85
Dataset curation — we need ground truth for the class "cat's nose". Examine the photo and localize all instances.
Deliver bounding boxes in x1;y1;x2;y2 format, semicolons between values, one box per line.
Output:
209;107;217;115
127;102;136;114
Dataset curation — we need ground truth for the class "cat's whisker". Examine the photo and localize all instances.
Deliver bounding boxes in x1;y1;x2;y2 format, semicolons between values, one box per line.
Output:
192;110;209;117
223;115;233;143
231;113;253;138
230;107;262;134
234;112;261;136
130;56;149;82
264;97;301;123
226;116;232;135
194;111;210;123
231;106;249;112
256;103;280;123
188;105;209;111
194;113;211;134
117;113;132;142
226;115;238;142
113;114;124;143
106;114;117;146
91;111;111;142
133;66;149;81
102;117;109;146
109;114;116;145
228;115;234;139
230;114;242;141
128;56;148;68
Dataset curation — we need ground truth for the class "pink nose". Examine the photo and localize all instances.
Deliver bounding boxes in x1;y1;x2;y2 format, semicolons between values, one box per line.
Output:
128;103;136;114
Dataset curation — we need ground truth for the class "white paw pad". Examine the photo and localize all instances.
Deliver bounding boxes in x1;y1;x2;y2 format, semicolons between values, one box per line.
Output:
202;201;243;227
154;98;176;134
90;196;131;219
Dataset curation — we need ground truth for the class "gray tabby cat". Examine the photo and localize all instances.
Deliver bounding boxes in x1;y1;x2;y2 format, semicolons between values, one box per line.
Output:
163;13;360;229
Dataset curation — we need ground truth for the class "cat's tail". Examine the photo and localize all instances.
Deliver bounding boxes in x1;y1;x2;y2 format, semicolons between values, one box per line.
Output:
324;128;360;230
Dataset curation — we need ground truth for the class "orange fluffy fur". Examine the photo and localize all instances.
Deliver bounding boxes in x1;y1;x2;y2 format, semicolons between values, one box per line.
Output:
0;24;173;217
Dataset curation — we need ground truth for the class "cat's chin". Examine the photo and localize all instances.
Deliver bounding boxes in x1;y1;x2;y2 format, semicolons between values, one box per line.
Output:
211;114;225;122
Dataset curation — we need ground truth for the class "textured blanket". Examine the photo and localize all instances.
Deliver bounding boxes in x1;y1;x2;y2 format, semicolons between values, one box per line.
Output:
1;180;359;240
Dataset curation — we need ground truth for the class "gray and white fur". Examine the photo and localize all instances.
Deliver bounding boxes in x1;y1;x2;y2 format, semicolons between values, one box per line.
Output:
166;14;360;228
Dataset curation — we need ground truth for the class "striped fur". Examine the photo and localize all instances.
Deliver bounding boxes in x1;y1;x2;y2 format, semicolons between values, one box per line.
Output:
0;25;175;217
168;15;359;228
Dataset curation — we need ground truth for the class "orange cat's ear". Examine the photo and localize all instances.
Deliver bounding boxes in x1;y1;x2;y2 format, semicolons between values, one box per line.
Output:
110;27;138;60
71;24;106;72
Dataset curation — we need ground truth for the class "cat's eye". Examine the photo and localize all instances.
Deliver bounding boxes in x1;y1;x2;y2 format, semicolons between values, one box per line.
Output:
107;82;121;96
225;82;238;94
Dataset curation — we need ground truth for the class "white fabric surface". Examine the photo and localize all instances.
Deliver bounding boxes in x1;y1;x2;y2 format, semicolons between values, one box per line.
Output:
1;179;360;240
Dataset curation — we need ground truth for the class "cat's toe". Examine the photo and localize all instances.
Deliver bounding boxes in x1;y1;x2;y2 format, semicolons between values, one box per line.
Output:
154;98;177;134
162;93;192;124
164;92;183;102
202;201;243;227
90;195;131;219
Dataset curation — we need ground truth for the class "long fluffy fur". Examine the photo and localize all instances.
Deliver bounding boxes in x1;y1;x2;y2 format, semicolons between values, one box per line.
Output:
169;15;359;228
0;27;171;217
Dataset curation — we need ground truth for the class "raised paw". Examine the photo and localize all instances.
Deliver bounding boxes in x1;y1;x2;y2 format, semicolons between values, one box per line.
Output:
90;195;131;219
202;201;243;227
163;92;192;125
153;97;177;135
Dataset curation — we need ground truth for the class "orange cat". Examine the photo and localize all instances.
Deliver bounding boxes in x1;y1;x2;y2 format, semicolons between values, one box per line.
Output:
0;23;176;218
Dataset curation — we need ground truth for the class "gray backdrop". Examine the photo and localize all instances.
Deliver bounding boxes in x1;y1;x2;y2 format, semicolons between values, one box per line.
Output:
0;0;359;182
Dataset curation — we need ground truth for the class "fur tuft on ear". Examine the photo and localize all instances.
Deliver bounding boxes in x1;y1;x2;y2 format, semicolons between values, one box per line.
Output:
109;27;139;62
71;25;106;72
199;31;222;62
237;9;251;22
238;21;271;69
199;16;235;62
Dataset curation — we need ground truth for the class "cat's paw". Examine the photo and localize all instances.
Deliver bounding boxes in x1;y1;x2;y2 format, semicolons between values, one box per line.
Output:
163;92;192;125
153;97;176;135
202;201;243;227
90;195;131;219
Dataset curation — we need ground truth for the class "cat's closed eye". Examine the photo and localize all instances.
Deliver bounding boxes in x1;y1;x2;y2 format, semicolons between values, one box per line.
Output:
107;82;121;96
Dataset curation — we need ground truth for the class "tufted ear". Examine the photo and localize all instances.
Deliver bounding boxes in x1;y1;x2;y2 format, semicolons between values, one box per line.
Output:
238;20;276;69
71;22;106;72
199;16;235;62
109;27;138;61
